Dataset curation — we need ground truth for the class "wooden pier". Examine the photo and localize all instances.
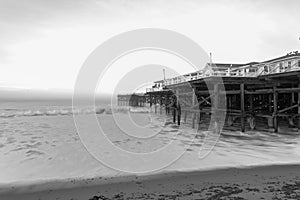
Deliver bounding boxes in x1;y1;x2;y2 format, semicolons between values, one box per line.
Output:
117;51;300;133
117;93;146;107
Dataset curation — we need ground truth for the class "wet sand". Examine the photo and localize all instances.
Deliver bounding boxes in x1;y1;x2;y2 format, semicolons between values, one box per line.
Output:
1;164;300;200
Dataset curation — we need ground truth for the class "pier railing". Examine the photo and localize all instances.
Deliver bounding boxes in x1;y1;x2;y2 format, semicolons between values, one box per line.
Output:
256;62;300;76
151;69;258;89
146;87;164;93
146;60;300;91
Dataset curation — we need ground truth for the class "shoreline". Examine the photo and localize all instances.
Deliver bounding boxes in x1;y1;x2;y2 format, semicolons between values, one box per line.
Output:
1;163;300;199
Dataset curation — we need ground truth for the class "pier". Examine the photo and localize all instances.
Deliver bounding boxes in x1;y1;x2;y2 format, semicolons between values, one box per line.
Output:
118;51;300;133
117;93;146;107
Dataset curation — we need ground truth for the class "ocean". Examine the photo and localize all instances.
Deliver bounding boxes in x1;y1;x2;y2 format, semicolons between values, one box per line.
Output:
1;99;300;192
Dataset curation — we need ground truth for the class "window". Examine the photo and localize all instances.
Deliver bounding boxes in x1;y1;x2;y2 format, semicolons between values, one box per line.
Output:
249;68;256;73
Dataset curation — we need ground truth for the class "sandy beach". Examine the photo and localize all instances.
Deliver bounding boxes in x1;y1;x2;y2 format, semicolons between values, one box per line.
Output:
0;164;299;200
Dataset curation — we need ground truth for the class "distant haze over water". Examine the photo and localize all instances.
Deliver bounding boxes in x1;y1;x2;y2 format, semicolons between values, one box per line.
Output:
0;88;112;103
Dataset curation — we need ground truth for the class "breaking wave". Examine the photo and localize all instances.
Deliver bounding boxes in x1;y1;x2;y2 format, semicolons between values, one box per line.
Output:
0;106;150;118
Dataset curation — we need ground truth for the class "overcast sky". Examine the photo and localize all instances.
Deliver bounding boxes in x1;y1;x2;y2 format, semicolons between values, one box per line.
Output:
0;0;300;94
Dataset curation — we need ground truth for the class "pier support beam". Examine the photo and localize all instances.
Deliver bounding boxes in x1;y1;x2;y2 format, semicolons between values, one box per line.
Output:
176;90;181;126
298;76;300;130
172;93;176;123
165;95;169;114
240;83;245;132
154;95;157;114
212;83;219;131
249;93;255;130
268;94;272;112
249;94;253;114
273;85;278;133
228;95;232;110
160;95;162;114
192;88;197;128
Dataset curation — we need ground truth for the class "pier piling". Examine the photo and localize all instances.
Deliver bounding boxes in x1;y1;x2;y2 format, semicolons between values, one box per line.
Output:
240;83;245;132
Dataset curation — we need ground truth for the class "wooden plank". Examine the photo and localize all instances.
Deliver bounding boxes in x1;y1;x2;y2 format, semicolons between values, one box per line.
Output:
278;104;298;113
220;90;241;95
180;87;300;97
245;89;273;94
277;87;300;93
245;87;300;94
195;90;211;95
